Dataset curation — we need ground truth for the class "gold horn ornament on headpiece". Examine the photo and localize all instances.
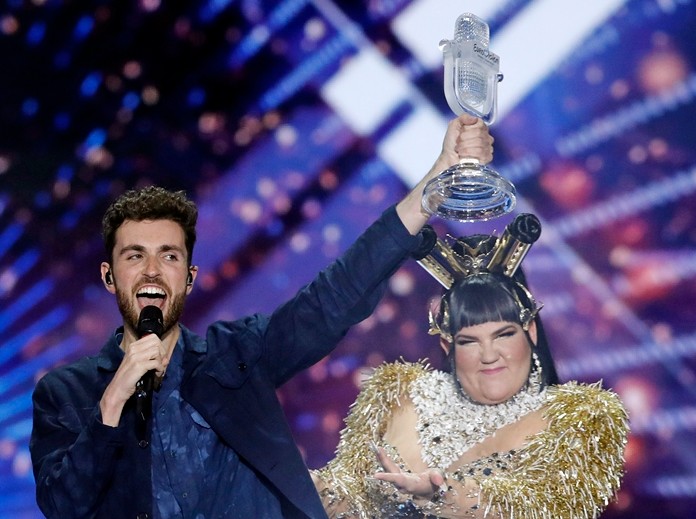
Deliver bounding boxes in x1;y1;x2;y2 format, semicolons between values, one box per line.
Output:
416;213;544;340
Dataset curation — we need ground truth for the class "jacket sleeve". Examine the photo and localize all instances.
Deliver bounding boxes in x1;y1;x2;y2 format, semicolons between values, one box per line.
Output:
30;369;129;519
262;205;424;386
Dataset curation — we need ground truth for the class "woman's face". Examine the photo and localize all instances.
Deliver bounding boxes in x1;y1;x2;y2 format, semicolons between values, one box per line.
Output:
440;320;537;404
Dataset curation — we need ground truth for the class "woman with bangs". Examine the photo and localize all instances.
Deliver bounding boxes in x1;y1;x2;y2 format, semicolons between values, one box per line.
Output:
312;217;628;519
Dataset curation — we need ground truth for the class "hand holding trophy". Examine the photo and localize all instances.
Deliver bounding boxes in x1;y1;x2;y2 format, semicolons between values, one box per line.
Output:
422;13;516;222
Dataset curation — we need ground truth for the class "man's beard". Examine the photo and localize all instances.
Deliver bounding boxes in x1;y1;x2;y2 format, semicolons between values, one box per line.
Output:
116;286;187;336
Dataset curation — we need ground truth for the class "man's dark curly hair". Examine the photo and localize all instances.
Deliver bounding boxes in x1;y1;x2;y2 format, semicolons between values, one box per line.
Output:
102;186;198;265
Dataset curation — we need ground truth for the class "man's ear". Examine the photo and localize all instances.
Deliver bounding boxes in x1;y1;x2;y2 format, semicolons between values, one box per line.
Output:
100;262;116;293
185;265;199;293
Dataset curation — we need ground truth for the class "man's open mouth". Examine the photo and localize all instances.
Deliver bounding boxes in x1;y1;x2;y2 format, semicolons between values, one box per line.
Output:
136;286;166;306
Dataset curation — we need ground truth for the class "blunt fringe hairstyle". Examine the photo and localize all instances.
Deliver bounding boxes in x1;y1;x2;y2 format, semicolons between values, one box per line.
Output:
443;274;527;332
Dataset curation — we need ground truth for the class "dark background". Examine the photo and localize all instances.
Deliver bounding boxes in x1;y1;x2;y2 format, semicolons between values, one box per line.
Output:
2;0;696;517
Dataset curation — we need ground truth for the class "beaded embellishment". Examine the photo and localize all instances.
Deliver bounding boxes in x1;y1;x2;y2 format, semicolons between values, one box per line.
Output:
410;370;547;468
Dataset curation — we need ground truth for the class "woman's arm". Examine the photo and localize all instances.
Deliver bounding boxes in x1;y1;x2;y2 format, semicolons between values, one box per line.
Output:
311;361;430;518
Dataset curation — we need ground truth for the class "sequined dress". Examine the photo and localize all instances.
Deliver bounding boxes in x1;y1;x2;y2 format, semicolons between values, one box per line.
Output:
312;361;628;519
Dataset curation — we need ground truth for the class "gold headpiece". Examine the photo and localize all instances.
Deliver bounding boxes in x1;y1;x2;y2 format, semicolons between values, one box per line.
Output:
418;213;544;340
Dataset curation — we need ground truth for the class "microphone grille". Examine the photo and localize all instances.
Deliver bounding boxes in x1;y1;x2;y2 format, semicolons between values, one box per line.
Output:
454;13;489;45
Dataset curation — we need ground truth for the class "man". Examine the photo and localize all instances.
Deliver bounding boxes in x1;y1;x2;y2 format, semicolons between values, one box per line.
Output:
30;114;493;519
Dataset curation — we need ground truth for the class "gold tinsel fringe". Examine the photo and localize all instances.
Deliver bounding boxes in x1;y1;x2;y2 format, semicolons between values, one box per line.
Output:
313;362;629;519
477;381;629;519
314;360;429;518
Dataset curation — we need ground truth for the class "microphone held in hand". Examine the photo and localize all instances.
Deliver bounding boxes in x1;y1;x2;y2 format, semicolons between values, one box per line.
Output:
137;305;164;338
135;305;164;422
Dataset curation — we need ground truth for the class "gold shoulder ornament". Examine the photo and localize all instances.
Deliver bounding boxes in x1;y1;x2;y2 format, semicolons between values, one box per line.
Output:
470;381;630;519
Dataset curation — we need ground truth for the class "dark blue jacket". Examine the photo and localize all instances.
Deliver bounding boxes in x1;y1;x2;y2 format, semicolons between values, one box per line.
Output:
30;206;422;519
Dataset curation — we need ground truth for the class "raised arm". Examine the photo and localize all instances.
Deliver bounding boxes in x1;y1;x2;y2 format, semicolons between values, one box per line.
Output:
261;116;493;383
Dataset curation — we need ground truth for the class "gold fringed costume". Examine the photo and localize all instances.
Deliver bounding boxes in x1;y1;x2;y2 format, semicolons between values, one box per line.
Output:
312;361;629;519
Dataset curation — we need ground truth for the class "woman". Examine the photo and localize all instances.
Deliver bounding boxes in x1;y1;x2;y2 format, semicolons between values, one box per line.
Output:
311;217;629;519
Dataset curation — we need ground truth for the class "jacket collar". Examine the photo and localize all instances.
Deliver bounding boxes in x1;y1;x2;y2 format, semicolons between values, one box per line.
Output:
96;330;125;372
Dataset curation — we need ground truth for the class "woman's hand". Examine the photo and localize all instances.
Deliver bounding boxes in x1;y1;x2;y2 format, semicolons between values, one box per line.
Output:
371;444;446;498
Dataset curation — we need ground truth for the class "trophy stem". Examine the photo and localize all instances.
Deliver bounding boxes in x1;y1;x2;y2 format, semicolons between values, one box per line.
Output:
458;157;480;166
421;159;516;222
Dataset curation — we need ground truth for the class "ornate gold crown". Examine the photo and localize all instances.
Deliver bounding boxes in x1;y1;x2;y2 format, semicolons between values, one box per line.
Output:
417;213;544;339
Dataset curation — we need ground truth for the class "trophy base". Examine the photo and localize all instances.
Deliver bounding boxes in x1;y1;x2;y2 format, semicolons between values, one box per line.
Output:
421;162;516;222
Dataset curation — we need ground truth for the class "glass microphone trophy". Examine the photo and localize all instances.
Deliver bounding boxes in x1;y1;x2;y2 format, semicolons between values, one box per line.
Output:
422;12;516;222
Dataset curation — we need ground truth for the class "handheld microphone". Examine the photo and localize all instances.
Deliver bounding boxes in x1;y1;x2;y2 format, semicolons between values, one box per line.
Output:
135;305;164;422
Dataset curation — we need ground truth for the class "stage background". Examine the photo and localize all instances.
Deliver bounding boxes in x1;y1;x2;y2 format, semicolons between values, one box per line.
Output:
2;0;696;517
